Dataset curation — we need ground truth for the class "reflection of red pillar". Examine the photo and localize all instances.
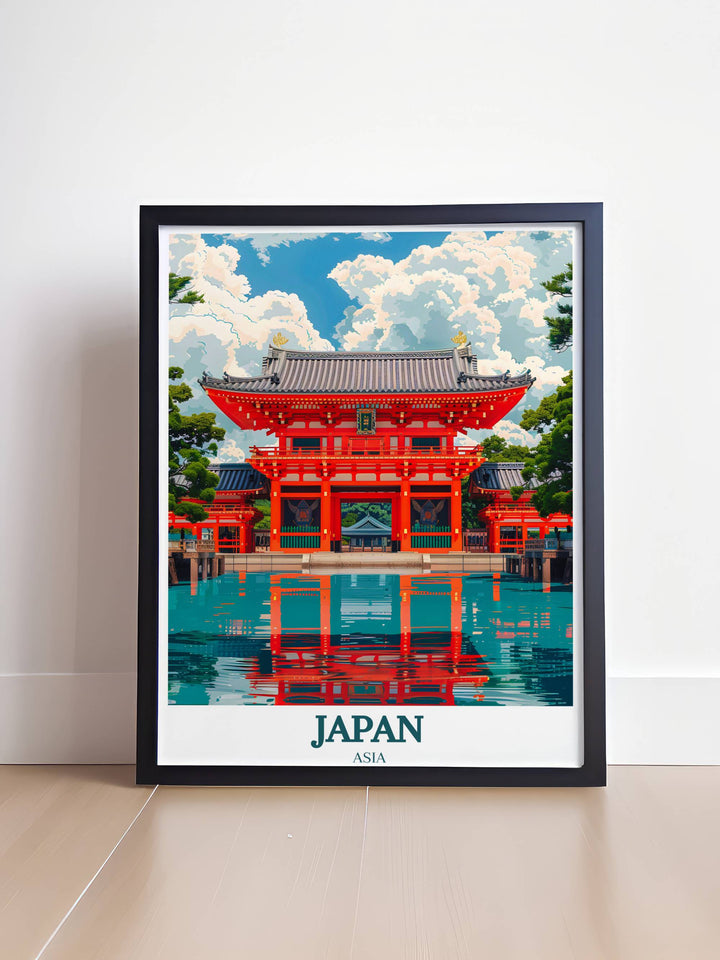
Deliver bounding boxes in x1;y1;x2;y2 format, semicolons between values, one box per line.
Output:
320;480;331;551
270;480;281;551
450;479;462;552
270;574;282;653
320;575;331;654
400;480;411;551
450;576;462;660
400;574;411;656
493;571;500;603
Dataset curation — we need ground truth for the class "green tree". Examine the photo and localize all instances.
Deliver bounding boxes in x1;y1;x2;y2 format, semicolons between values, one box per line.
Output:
254;500;271;529
461;476;489;530
168;367;225;523
542;263;572;352
340;502;392;527
519;372;573;517
169;272;205;304
512;261;574;520
480;434;532;463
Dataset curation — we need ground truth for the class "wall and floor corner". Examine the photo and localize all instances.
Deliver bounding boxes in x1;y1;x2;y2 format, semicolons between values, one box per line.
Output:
1;0;718;765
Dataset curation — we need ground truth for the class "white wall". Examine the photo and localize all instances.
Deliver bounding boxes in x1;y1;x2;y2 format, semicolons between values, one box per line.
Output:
1;0;718;763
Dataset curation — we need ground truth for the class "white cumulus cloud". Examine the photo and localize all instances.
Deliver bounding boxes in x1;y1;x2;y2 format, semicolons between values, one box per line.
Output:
477;420;539;448
212;438;247;463
168;233;332;459
357;231;392;243
232;232;325;264
170;234;332;374
330;229;573;407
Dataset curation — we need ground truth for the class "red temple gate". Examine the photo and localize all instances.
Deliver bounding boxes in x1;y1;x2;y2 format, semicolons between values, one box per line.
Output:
469;462;573;553
168;463;267;552
200;339;535;553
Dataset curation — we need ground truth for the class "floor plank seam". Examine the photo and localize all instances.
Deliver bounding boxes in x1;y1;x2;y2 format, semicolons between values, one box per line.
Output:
32;784;159;960
349;785;370;959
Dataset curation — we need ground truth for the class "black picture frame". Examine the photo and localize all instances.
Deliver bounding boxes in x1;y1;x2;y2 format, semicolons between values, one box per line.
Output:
138;203;605;787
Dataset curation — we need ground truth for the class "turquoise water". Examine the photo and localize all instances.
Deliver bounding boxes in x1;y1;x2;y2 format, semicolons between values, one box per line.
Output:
168;571;573;707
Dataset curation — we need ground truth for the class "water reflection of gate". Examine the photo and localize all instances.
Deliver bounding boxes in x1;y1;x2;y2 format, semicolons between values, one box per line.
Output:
252;574;489;705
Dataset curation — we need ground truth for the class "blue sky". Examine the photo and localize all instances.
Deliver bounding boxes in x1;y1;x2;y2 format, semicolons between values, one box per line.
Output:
203;231;459;343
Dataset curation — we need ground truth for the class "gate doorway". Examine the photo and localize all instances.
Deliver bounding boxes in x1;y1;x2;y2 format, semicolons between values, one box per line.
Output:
338;498;394;553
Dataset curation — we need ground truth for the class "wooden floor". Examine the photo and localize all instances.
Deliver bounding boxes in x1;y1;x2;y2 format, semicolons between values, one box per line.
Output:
1;767;719;959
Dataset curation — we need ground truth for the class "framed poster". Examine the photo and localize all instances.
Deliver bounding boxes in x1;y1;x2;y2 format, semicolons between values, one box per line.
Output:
138;203;605;786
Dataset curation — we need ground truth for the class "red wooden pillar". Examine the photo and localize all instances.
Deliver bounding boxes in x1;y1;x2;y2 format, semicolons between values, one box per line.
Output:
235;503;261;554
400;479;411;551
234;516;244;553
391;491;400;546
450;478;462;552
337;492;344;546
235;504;245;554
320;480;331;551
486;520;500;553
238;510;249;553
270;480;281;551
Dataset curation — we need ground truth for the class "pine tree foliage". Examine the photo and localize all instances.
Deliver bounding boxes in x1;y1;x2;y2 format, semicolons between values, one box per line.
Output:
542;263;572;352
520;372;573;517
480;434;532;463
168;366;225;523
169;272;205;304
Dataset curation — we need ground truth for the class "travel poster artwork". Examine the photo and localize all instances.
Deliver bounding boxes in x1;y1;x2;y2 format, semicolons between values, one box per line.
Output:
161;224;578;768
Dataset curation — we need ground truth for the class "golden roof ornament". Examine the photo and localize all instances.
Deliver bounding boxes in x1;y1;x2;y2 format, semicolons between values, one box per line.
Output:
451;331;468;347
272;332;289;347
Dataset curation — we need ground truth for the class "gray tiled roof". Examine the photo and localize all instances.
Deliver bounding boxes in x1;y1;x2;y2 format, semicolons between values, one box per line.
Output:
341;515;392;535
200;345;534;396
471;462;539;491
211;462;269;493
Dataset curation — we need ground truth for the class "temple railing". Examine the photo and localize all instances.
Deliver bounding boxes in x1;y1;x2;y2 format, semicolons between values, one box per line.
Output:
463;530;488;552
249;444;483;480
410;526;453;549
279;526;321;549
249;442;481;460
523;537;573;552
168;539;216;553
